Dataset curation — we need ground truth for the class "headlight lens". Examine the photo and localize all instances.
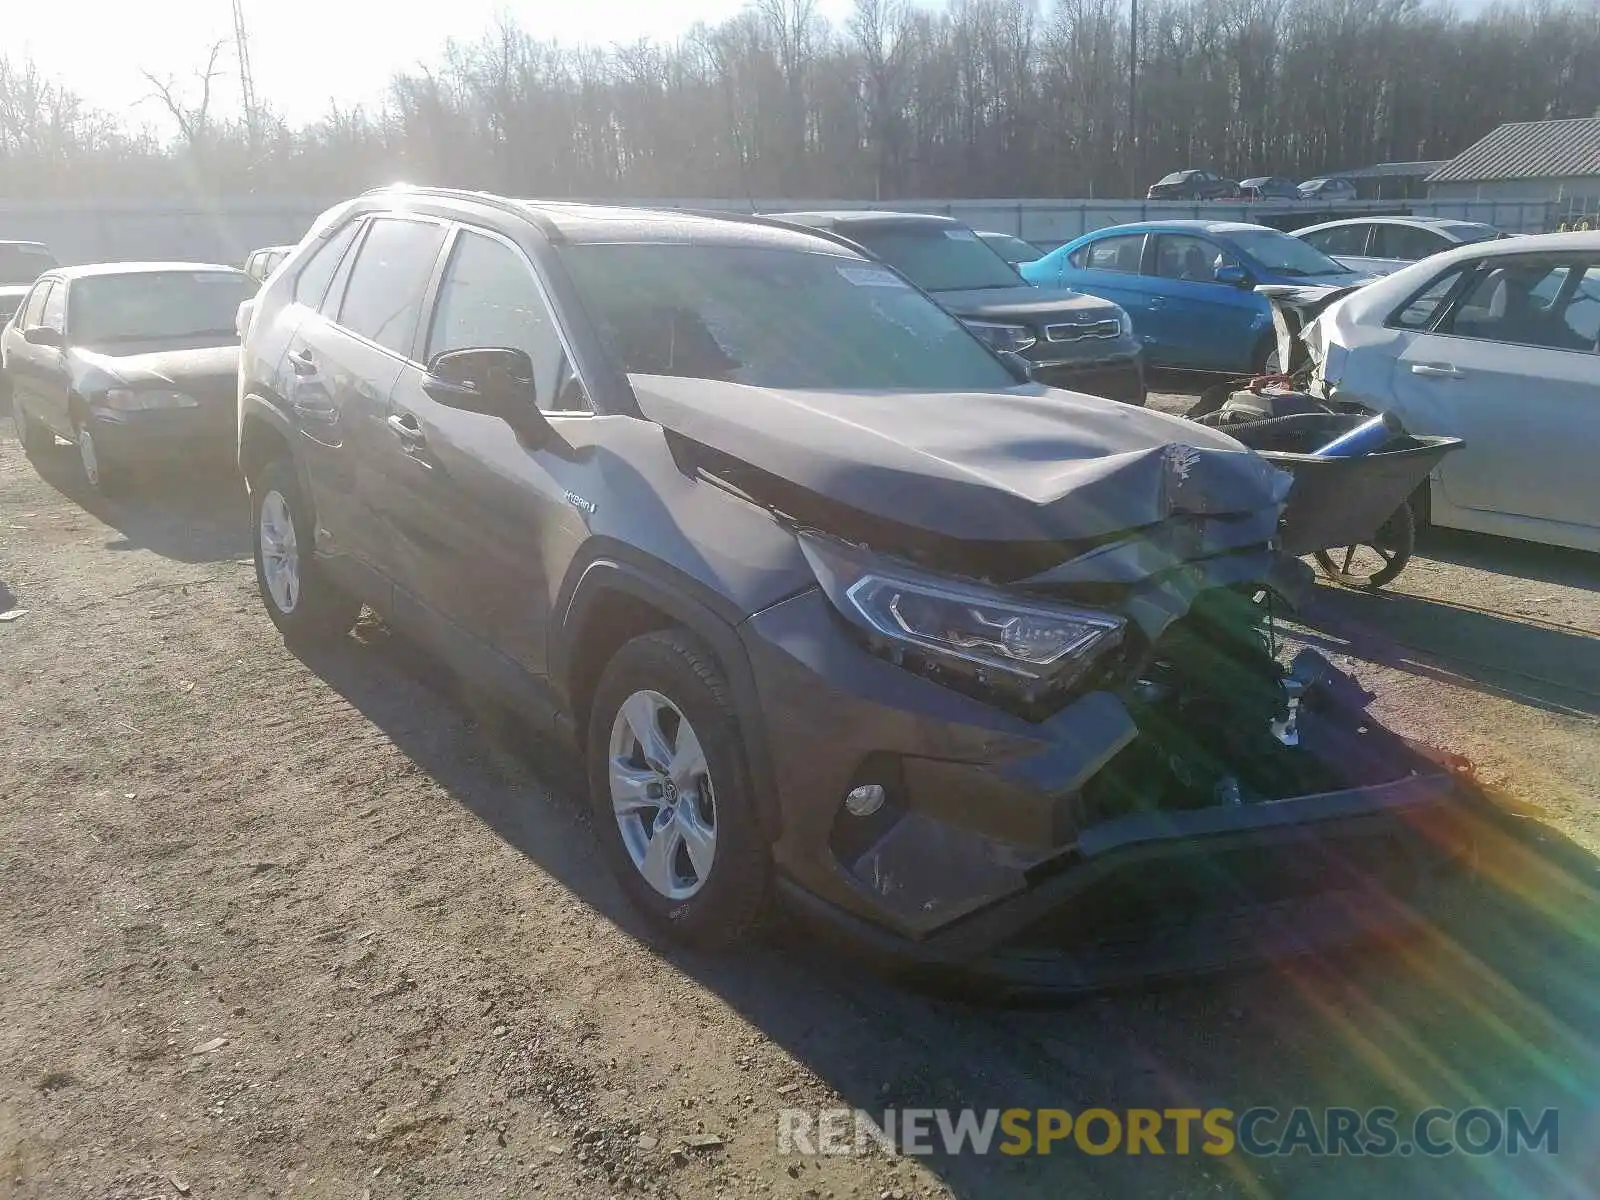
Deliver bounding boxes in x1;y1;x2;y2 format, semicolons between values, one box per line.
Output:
102;388;200;411
962;319;1037;354
1116;307;1134;337
799;532;1124;688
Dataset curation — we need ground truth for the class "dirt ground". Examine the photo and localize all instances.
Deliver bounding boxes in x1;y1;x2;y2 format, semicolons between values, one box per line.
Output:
2;401;1598;1200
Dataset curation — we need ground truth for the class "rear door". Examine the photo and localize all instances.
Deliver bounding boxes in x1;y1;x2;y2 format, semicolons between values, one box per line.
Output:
1056;233;1154;333
1144;233;1261;369
34;281;72;433
1369;224;1450;265
1391;252;1600;530
377;224;590;677
284;214;449;579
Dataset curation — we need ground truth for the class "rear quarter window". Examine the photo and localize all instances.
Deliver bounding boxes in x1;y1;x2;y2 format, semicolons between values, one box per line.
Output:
1387;263;1477;330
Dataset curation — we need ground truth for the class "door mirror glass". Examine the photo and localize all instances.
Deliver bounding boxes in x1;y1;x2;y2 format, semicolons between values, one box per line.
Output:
22;325;63;347
425;346;552;443
1214;264;1251;288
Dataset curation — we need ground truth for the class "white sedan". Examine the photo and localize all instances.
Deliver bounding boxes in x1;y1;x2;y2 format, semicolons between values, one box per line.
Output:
1303;230;1600;553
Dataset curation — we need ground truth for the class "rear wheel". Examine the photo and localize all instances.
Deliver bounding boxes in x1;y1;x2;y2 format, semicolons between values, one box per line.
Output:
251;458;360;643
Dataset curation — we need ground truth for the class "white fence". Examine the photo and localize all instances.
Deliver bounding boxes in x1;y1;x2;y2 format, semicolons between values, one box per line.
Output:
0;194;1564;266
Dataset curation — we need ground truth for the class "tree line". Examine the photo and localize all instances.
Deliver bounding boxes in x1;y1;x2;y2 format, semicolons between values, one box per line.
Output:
1;0;1597;203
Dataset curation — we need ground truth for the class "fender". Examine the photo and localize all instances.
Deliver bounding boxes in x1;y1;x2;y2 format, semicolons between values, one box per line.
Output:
238;392;316;505
555;551;785;843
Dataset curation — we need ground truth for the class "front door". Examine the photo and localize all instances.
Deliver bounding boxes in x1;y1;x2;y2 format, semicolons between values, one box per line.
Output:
1392;254;1600;531
1145;234;1263;370
376;224;589;678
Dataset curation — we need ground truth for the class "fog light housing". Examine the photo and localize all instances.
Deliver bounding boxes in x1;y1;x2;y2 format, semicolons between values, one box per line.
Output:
844;783;886;817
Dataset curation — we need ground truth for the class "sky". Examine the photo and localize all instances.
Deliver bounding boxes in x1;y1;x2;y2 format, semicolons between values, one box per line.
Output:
8;0;849;131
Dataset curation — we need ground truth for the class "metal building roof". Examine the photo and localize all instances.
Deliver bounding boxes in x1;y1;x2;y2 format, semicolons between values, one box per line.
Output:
1427;118;1600;184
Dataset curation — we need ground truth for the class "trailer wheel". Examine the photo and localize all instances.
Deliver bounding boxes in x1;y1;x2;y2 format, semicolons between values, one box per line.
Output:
1313;500;1415;590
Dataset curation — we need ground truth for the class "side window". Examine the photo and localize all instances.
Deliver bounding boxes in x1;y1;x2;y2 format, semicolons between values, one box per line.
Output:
1441;257;1599;352
20;280;53;328
1306;225;1368;256
40;281;66;332
293;220;362;308
1082;235;1145;274
1153;234;1239;283
1389;264;1475;330
336;218;448;357
426;230;582;412
1372;225;1444;262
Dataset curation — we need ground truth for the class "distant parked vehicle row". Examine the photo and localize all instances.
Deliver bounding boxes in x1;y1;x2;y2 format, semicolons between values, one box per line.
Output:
1022;220;1373;373
1293;216;1507;276
1146;170;1360;203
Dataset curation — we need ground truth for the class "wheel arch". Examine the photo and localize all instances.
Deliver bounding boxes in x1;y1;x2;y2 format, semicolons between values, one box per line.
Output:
555;553;783;843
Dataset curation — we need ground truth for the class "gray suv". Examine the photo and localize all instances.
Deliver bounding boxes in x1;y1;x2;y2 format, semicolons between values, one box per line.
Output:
237;186;1476;995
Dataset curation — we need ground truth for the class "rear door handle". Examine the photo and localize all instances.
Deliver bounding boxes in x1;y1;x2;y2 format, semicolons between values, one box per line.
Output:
386;412;426;447
289;347;317;376
1410;362;1463;379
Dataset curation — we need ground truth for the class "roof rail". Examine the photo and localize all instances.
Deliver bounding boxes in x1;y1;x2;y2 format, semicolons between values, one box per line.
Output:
355;184;560;238
677;208;872;257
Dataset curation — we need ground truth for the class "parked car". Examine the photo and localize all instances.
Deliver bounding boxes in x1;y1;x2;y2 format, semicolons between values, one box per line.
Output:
237;186;1477;992
1297;176;1358;202
1303;230;1600;554
244;244;294;284
1238;176;1302;201
5;262;255;493
1021;220;1375;372
1146;170;1238;201
1;240;57;329
772;211;1144;404
975;230;1046;265
1293;217;1507;276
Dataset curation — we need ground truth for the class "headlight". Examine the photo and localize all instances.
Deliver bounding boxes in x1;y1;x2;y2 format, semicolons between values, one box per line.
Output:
962;319;1037;354
101;388;200;411
799;532;1124;691
1116;307;1134;337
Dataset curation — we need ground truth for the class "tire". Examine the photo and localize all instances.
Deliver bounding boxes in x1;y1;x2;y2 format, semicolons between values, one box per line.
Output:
585;630;770;950
17;404;56;459
1314;499;1415;590
251;457;361;643
73;416;129;496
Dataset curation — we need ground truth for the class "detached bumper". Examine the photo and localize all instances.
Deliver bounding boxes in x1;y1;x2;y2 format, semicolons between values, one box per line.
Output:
89;407;235;462
740;589;1480;995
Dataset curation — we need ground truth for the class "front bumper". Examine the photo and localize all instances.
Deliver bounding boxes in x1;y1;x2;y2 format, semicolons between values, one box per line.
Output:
88;406;236;462
740;589;1480;994
1030;351;1146;406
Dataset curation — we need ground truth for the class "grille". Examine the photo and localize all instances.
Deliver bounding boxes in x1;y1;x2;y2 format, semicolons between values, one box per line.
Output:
1045;319;1121;342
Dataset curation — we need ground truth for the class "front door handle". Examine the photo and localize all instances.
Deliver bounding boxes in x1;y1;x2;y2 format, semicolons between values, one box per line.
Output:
1410;362;1463;379
289;347;317;376
386;413;426;446
1148;297;1166;309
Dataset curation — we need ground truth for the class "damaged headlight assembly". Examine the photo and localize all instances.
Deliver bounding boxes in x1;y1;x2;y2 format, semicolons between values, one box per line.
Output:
961;319;1037;355
798;532;1125;700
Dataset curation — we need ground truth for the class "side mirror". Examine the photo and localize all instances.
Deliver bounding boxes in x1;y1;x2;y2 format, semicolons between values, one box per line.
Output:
424;346;551;444
22;325;63;348
1214;264;1252;288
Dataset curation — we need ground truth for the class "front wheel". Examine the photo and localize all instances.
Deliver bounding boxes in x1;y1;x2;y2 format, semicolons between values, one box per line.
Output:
1314;500;1415;590
74;418;129;496
17;404;57;459
586;630;770;949
251;458;361;643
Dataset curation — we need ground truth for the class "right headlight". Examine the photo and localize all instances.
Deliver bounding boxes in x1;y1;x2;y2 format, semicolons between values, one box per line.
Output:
962;319;1038;354
799;531;1125;693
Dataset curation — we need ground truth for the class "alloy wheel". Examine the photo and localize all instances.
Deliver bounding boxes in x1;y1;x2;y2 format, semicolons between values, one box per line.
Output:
258;489;301;614
607;689;717;901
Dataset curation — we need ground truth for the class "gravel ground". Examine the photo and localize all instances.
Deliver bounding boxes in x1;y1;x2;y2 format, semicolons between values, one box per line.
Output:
2;406;1598;1200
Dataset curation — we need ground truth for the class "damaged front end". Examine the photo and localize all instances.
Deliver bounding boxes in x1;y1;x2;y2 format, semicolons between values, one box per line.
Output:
638;377;1479;992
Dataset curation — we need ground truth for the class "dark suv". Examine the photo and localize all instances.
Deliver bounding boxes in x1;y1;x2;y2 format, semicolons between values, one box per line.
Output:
774;211;1145;406
238;187;1476;994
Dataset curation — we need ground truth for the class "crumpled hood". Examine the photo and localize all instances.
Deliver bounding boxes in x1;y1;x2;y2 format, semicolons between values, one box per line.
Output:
70;343;240;402
932;285;1122;322
634;375;1290;548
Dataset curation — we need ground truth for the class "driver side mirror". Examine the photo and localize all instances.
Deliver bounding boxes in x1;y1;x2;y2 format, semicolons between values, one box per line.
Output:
424;347;551;445
22;325;63;348
1214;264;1253;288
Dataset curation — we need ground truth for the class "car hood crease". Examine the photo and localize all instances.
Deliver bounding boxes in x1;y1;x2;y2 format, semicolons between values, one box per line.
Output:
632;375;1291;546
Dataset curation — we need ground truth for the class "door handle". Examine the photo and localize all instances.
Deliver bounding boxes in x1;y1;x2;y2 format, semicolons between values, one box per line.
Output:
1410;362;1463;379
289;347;317;376
1148;297;1166;309
386;413;426;445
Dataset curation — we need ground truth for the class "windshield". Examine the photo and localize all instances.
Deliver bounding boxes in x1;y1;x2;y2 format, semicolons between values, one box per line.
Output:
845;225;1022;292
1226;229;1351;278
983;234;1043;265
0;245;56;287
560;243;1018;392
70;271;254;344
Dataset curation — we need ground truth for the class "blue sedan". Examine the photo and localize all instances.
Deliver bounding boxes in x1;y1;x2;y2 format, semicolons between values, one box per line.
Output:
1021;221;1374;372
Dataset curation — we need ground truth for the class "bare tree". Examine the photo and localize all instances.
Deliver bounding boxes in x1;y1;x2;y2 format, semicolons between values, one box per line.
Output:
140;39;229;165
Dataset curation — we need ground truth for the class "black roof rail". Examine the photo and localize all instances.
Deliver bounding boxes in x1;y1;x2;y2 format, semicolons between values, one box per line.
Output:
355;184;561;238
